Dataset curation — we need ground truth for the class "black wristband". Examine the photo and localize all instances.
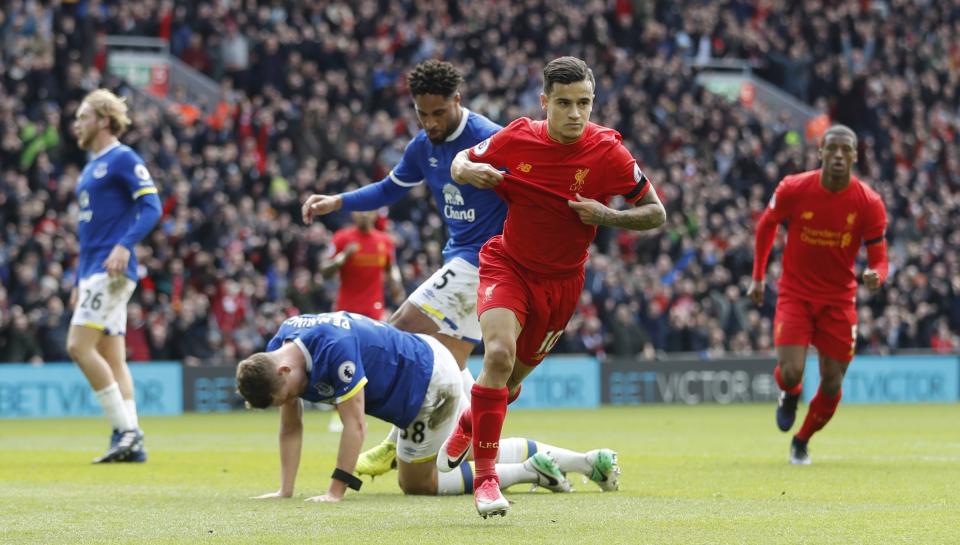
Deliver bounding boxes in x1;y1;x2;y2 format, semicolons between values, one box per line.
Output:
331;468;363;491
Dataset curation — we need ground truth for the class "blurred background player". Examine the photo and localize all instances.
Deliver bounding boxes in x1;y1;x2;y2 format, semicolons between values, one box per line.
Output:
320;209;403;431
748;125;889;465
67;89;162;463
236;312;616;503
443;56;665;517
321;210;403;322
302;60;505;475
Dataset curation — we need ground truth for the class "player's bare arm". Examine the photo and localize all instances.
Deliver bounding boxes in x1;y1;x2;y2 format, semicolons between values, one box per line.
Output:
253;398;304;499
388;263;405;305
451;149;503;189
307;389;366;503
567;186;666;231
319;242;359;278
302;194;343;224
749;200;783;308
863;226;889;292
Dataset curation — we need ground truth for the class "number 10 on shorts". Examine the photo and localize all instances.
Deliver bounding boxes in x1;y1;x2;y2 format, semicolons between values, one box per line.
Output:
535;330;563;358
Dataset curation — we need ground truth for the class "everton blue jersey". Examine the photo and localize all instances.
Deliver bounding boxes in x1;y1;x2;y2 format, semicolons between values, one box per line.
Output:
266;312;433;429
76;142;158;281
390;109;506;267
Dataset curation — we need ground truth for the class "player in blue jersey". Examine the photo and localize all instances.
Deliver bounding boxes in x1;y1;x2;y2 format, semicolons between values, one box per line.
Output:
237;312;617;502
66;89;162;463
302;60;508;477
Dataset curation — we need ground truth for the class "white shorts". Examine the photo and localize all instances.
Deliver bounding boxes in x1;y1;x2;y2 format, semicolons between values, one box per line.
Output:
407;258;481;343
70;272;137;336
397;334;467;463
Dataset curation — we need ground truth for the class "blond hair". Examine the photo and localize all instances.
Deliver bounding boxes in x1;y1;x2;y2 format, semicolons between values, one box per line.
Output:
81;89;132;135
236;352;283;409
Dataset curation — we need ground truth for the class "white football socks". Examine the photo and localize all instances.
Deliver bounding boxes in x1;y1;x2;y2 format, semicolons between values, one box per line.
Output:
437;465;469;495
538;444;591;474
95;383;135;431
435;462;536;495
496;437;530;463
124;398;139;430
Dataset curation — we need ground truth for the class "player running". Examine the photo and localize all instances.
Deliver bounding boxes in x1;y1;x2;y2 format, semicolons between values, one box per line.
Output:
749;125;889;465
67;89;162;463
301;60;505;477
236;312;617;502
441;56;666;518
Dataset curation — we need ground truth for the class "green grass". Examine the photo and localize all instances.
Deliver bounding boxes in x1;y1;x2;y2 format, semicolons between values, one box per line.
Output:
1;404;958;544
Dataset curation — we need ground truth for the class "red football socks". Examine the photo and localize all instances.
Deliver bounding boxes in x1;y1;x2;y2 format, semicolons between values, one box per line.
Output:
470;384;508;487
507;384;522;405
796;387;842;441
775;365;803;396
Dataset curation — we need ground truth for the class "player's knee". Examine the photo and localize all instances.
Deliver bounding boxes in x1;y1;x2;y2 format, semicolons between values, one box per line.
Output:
778;362;803;385
387;309;415;330
482;340;515;376
66;337;92;362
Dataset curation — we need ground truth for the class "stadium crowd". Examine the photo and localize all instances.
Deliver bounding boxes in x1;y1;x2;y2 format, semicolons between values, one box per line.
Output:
1;0;958;365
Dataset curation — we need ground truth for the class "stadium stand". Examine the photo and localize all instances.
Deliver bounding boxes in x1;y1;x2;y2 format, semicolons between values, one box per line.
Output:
1;0;957;364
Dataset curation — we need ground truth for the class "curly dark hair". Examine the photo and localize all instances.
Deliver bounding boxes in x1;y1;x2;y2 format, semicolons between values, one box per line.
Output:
408;60;463;98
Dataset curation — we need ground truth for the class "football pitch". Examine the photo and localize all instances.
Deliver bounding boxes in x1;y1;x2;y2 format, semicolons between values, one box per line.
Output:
1;404;957;545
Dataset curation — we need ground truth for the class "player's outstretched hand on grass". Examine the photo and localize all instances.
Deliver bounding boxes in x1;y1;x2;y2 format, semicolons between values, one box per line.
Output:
305;493;342;503
747;279;764;306
567;193;609;225
863;268;881;291
302;194;342;224
252;491;291;500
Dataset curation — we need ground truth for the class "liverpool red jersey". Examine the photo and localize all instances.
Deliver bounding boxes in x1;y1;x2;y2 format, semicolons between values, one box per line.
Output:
330;226;395;319
467;118;649;276
761;170;887;305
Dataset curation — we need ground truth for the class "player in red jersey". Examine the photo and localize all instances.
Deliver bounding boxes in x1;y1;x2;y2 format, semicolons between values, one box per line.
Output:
748;125;889;465
321;210;404;320
439;56;666;518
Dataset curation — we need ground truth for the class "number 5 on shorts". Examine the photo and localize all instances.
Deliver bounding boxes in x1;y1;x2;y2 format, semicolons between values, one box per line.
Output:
433;268;456;290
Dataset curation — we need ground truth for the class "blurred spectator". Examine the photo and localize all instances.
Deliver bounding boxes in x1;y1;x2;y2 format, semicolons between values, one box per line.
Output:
0;305;43;363
607;303;654;360
38;296;71;362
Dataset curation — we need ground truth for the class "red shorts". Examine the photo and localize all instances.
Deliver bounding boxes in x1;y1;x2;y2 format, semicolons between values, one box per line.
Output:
477;237;584;365
774;293;857;362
